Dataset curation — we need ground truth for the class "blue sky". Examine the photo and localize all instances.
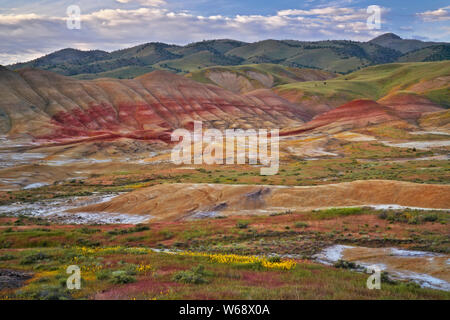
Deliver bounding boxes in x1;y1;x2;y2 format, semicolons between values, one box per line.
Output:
0;0;449;64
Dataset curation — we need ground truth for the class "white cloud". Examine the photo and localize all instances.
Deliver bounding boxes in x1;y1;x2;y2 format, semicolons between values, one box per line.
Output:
0;51;46;65
0;5;394;65
417;6;450;22
277;7;355;17
116;0;167;6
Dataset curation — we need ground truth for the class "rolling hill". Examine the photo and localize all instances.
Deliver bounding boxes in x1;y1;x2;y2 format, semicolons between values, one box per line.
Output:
9;34;448;78
369;33;444;54
397;45;450;63
275;61;450;115
187;64;336;93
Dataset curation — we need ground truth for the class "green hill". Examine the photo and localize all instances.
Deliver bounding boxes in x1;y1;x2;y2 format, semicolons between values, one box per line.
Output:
369;33;444;54
398;45;450;63
226;39;401;73
275;61;450;108
9;35;449;79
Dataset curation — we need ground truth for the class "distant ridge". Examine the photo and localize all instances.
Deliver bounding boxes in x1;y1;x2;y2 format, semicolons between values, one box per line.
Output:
9;34;449;78
369;33;445;54
370;33;402;41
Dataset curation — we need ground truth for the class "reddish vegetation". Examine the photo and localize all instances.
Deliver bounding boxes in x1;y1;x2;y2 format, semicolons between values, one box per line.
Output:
94;280;180;300
240;271;285;287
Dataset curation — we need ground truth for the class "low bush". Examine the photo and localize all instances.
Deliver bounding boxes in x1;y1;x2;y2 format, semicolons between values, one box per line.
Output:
378;210;446;225
334;260;357;269
78;227;100;234
20;252;51;265
236;221;249;229
107;225;150;236
294;222;309;228
313;207;364;219
0;253;15;261
24;285;71;300
381;272;398;285
110;271;136;284
159;230;174;240
96;270;111;281
172;265;210;284
75;238;101;247
267;256;281;263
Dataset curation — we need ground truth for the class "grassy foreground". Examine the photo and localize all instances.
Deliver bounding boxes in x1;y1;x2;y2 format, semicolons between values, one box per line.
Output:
0;206;448;300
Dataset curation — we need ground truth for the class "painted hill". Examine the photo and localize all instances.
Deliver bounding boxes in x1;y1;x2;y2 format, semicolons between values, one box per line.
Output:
0;67;308;144
419;110;450;132
307;99;400;129
280;99;402;135
1;60;448;146
378;93;443;120
187;64;336;93
11;34;448;78
69;180;450;221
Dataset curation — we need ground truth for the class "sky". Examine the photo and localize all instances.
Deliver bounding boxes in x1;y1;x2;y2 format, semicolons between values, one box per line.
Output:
0;0;449;65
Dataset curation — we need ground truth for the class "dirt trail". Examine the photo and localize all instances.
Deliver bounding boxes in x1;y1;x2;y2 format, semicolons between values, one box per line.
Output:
69;180;450;221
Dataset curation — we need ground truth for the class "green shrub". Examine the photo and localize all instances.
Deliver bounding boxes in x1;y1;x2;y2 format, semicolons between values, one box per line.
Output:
381;272;398;285
294;222;309;228
377;211;388;220
270;210;292;216
313;207;364;219
378;210;446;225
20;252;51;265
110;271;136;284
0;240;12;248
236;221;249;229
159;230;174;240
24;285;71;300
35;276;51;283
423;213;438;222
78;227;100;234
402;281;421;289
407;216;420;225
0;253;15;261
125;236;145;242
107;225;150;236
267;256;281;263
172;265;210;284
75;238;101;247
96;270;111;281
334;260;357;269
